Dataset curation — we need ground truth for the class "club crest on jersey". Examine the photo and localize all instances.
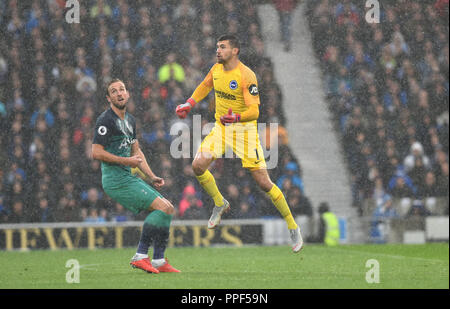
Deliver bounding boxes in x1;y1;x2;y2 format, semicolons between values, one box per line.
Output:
229;80;238;90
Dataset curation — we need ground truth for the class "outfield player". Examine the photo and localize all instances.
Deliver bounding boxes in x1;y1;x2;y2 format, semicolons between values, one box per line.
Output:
92;79;180;273
175;35;303;253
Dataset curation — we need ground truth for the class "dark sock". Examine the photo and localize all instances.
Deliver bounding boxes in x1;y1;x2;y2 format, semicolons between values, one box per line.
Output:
153;228;169;260
138;210;172;259
136;223;152;255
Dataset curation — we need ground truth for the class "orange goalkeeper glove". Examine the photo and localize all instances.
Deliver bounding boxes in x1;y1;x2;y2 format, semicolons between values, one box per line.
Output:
176;98;196;119
220;108;241;125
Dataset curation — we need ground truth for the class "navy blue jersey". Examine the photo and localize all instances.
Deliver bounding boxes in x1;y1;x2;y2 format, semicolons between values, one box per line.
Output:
93;108;137;186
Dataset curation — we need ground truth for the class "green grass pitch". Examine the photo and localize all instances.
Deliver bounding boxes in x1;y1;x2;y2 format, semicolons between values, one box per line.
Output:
0;243;448;289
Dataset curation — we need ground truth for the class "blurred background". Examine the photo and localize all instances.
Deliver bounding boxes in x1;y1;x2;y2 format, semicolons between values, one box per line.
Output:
0;0;448;245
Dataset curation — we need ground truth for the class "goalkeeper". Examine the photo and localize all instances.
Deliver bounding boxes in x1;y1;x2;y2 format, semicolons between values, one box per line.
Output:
176;35;303;253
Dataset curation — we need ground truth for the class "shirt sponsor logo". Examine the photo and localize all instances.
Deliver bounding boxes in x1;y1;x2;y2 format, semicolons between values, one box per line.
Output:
216;90;236;100
248;84;259;96
119;137;133;149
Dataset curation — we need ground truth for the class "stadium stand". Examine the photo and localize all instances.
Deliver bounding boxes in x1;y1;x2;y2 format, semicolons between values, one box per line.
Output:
305;0;449;224
0;0;309;223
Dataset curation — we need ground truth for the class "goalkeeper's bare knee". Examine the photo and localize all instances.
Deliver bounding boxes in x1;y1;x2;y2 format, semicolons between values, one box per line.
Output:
192;152;214;176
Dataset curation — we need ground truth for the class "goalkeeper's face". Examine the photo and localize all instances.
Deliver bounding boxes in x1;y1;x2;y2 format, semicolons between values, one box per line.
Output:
107;81;129;110
216;40;238;64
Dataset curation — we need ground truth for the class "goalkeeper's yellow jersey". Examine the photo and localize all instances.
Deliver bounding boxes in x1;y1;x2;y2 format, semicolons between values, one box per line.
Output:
191;61;260;125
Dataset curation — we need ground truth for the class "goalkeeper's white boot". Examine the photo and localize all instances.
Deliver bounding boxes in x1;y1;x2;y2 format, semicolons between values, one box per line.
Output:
290;227;304;253
208;199;230;229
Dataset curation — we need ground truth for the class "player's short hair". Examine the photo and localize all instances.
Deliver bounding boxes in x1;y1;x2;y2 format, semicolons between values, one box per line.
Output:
106;78;125;97
217;34;240;54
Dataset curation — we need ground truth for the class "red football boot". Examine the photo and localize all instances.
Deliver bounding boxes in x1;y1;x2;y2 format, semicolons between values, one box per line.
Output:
130;257;160;274
156;258;181;273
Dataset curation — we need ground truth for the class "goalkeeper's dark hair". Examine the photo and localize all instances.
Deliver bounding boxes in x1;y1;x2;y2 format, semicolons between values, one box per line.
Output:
106;78;125;97
217;34;240;54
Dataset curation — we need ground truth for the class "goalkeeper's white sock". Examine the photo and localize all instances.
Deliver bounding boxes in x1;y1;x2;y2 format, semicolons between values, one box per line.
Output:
152;258;166;268
133;253;148;260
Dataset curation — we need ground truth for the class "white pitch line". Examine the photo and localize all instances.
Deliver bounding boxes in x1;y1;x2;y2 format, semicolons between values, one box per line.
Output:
318;246;449;264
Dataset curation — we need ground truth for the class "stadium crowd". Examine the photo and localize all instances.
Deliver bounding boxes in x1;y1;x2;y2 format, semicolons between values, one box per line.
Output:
307;0;449;216
0;0;312;223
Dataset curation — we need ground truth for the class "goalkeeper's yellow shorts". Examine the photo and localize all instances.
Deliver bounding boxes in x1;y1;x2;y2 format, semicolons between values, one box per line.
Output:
198;122;267;170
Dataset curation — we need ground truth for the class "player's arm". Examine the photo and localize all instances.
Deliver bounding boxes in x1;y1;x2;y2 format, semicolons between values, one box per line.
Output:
241;70;261;121
240;103;259;122
92;143;142;167
130;140;164;188
176;66;214;119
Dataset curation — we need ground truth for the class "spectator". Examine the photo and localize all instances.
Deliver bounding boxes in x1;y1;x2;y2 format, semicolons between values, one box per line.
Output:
115;29;131;55
406;199;431;218
388;173;417;198
181;194;208;220
110;202;133;222
157;52;185;84
90;0;113;20
408;157;429;190
373;194;400;220
81;187;106;213
272;0;299;52
370;194;399;243
287;187;313;217
84;208;107;223
7;199;27;223
30;197;54;223
80;159;102;192
277;162;304;194
154;24;178;62
54;196;80;222
225;184;241;218
174;0;196;20
7;180;26;208
372;177;386;202
30;104;55;129
235;201;259;219
178;183;203;218
5;162;26;185
403;142;432;173
307;202;340;246
239;182;259;217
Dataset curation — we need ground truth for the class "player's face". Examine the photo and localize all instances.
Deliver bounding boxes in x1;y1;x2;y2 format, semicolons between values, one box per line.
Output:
107;81;129;110
216;40;237;64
